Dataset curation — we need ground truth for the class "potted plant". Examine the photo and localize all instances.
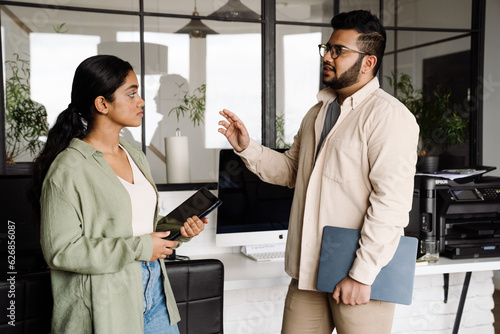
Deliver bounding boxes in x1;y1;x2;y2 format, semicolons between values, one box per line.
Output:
276;113;291;149
4;53;48;166
168;82;206;127
388;72;468;172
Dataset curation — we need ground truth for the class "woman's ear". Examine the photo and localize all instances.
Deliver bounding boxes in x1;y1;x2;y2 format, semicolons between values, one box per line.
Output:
94;96;108;115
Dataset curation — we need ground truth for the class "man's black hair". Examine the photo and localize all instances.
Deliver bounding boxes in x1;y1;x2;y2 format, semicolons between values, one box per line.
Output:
331;10;386;75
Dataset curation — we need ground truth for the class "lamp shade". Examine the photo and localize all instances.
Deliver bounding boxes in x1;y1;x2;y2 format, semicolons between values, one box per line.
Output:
175;10;218;38
207;0;260;20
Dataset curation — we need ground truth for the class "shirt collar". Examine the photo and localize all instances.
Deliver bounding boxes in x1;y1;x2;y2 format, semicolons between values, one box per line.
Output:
68;138;99;159
344;76;380;109
68;137;138;159
316;76;381;109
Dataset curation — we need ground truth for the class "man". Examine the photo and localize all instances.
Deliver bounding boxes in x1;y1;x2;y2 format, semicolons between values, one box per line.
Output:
218;10;419;334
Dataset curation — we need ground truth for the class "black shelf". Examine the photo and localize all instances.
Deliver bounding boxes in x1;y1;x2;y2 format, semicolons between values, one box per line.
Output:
156;182;218;192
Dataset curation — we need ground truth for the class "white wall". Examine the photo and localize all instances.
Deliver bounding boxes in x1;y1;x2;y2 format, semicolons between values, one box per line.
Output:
484;0;500;289
483;0;500;176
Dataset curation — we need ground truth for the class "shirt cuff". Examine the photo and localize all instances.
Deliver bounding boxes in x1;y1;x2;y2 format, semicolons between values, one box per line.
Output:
349;256;380;285
135;234;154;262
235;139;262;160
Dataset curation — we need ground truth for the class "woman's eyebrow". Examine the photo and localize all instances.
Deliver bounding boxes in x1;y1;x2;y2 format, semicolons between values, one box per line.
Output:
126;84;139;90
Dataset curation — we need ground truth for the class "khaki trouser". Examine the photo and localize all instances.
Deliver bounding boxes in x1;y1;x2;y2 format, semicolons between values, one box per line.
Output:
281;279;395;334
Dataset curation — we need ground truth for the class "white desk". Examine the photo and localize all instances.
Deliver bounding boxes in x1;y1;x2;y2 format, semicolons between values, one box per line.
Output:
193;253;500;290
191;253;289;290
414;256;500;275
194;253;500;334
414;257;500;333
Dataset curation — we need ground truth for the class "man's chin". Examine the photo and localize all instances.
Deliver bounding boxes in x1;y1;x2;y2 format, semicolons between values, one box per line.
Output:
323;77;334;87
323;80;338;90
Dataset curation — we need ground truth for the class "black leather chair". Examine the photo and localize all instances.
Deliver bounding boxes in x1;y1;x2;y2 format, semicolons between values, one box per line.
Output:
166;259;224;334
0;259;224;334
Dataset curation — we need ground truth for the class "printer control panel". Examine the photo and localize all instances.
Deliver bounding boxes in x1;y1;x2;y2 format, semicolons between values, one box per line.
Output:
450;187;500;201
480;188;500;200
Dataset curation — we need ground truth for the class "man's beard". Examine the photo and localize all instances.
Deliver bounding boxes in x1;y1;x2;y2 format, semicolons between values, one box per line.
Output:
323;55;363;90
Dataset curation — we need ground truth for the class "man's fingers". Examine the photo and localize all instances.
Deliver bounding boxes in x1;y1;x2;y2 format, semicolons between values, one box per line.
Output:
332;286;340;304
218;120;230;129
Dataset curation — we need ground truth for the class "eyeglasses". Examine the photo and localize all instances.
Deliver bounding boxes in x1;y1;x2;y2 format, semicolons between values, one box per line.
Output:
318;44;369;59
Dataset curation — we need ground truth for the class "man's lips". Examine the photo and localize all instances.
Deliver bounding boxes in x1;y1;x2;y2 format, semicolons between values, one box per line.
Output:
323;64;335;74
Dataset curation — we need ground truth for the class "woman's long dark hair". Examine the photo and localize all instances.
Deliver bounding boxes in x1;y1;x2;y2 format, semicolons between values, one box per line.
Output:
29;55;133;224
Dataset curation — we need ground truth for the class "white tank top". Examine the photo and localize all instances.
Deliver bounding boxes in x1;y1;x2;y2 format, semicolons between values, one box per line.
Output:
117;146;157;237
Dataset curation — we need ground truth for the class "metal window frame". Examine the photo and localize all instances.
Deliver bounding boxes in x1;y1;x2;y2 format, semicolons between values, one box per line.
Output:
0;0;486;174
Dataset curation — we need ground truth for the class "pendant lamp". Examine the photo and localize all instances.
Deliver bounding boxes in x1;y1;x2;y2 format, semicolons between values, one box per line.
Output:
175;1;218;38
207;0;260;20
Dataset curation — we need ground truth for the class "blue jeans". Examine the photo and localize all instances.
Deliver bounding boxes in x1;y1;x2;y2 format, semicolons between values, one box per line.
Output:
142;260;180;334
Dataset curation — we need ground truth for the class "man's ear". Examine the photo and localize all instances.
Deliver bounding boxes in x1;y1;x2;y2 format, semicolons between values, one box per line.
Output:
94;96;108;115
362;55;378;74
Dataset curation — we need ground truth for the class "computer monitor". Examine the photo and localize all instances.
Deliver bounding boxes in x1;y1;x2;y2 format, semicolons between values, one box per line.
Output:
216;149;294;247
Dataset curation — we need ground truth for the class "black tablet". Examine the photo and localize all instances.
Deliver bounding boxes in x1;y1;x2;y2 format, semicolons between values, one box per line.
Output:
157;187;222;240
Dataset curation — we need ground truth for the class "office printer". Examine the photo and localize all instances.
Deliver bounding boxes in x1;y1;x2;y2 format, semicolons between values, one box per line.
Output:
406;172;500;259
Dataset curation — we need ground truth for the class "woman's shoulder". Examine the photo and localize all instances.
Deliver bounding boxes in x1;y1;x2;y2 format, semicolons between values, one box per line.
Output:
56;138;93;165
44;139;95;183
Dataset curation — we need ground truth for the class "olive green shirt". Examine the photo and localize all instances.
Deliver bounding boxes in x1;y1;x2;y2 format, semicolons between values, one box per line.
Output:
40;138;181;334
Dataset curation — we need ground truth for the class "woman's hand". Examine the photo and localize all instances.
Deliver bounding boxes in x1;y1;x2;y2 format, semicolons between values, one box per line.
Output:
180;216;209;238
149;232;178;261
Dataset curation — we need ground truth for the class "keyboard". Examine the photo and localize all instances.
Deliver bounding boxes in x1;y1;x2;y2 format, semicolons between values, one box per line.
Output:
241;244;286;262
247;251;285;262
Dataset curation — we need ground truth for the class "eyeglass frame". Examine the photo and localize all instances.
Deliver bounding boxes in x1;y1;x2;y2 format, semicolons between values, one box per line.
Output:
318;43;370;59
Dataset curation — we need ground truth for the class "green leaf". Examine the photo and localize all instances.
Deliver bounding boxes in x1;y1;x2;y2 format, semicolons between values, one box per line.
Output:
386;71;468;154
168;83;206;127
4;53;49;162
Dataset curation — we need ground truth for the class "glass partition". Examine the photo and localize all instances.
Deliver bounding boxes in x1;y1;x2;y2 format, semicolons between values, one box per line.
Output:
383;0;472;29
276;0;333;23
1;5;140;164
275;24;330;147
124;17;262;182
382;31;472;167
339;0;379;16
144;0;261;18
0;0;485;177
10;0;138;11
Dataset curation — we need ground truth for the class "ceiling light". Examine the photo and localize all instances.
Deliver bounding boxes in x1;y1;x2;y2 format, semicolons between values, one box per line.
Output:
175;2;218;38
207;0;260;20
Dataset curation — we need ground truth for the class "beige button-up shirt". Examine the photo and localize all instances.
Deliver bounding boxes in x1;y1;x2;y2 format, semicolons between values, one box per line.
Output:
238;77;419;291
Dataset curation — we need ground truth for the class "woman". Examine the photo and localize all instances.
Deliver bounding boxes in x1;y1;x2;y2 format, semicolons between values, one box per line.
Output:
29;55;206;333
